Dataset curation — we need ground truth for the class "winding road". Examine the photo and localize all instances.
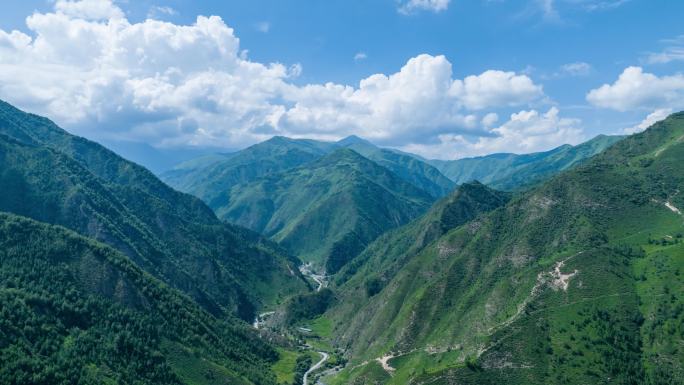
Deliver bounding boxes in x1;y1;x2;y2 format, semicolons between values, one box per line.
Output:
252;311;275;329
296;263;332;384
310;273;326;292
303;351;329;385
300;263;327;292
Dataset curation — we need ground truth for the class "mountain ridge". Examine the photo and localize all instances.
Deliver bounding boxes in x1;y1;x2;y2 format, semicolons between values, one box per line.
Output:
161;134;455;203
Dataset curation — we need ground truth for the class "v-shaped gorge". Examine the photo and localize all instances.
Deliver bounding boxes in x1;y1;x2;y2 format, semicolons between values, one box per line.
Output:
163;132;615;274
213;148;436;273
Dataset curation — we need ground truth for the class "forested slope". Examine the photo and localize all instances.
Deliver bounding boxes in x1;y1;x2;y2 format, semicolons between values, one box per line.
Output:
0;99;307;321
0;212;284;385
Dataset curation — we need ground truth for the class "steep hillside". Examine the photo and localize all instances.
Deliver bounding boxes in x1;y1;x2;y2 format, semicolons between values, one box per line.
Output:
0;100;307;320
334;182;510;288
430;134;623;191
0;212;283;385
324;114;684;384
337;135;455;198
215;148;434;273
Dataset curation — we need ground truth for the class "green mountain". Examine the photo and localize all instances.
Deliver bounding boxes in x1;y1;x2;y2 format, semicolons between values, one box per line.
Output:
321;114;684;384
4;94;677;385
0;100;307;321
430;134;624;191
214;148;434;273
161;135;454;273
0;212;283;385
161;136;338;207
162;135;454;203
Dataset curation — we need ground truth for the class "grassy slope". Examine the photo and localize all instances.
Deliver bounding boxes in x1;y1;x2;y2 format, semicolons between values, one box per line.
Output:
0;212;282;385
326;114;684;384
215;148;434;272
0;100;307;320
333;181;511;288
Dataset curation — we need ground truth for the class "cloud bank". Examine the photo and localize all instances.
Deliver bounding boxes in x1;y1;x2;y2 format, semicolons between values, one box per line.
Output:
587;66;682;139
0;0;586;159
587;67;684;111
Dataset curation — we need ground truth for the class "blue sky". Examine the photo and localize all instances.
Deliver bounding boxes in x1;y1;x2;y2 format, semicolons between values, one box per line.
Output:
0;0;683;165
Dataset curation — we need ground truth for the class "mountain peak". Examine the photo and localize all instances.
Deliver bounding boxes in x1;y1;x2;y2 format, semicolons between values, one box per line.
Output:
264;135;293;144
337;135;374;147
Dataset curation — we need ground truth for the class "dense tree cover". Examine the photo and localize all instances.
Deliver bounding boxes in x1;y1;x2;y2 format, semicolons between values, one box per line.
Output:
292;355;313;385
334;181;510;287
326;232;368;274
282;289;336;325
0;213;281;385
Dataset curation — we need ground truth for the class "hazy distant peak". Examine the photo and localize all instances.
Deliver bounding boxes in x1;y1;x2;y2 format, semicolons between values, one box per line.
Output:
336;135;375;147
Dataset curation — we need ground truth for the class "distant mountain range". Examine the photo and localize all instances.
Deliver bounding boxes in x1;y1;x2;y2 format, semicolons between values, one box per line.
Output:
161;134;454;203
428;134;624;190
215;148;434;273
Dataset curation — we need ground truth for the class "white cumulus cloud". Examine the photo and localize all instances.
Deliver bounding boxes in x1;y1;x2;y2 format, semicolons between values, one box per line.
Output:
400;107;585;159
586;66;684;111
0;0;554;157
451;70;544;110
623;108;673;135
277;54;543;144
